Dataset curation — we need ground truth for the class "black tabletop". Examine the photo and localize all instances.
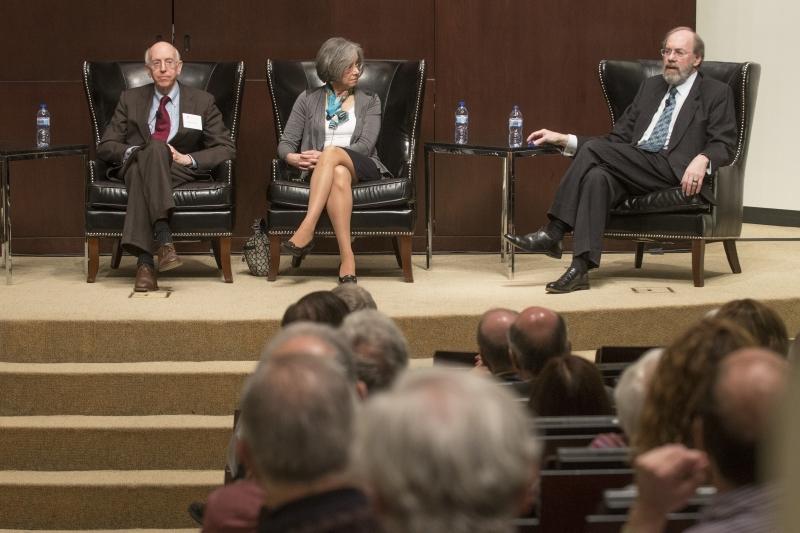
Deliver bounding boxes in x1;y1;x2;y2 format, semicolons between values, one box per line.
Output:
424;141;561;156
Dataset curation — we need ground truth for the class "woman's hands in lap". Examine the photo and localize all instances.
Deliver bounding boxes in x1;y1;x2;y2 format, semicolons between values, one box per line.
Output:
287;150;322;170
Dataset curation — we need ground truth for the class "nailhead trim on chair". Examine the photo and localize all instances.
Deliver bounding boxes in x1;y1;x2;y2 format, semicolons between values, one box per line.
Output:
86;232;233;238
267;230;413;237
603;231;739;241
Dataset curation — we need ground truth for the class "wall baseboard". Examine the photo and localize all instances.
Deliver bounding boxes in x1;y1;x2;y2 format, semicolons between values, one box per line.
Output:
743;207;800;228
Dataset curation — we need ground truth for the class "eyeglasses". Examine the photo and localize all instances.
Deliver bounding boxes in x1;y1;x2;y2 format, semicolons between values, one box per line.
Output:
149;59;180;70
660;48;690;58
344;62;363;75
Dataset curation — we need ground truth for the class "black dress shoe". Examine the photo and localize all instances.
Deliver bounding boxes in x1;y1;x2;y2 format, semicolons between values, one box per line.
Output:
281;239;315;260
187;501;204;525
338;274;357;284
546;266;590;294
504;229;562;259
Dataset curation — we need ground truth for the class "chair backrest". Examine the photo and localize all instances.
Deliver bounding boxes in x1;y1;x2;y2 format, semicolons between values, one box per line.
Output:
598;59;760;171
82;60;246;147
266;59;426;179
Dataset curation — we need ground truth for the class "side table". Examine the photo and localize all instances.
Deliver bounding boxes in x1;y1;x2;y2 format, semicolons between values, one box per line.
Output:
0;144;89;284
423;142;559;279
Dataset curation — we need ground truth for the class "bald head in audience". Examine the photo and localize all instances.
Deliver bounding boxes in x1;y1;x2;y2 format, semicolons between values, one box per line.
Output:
355;369;540;533
477;308;519;378
508;306;570;380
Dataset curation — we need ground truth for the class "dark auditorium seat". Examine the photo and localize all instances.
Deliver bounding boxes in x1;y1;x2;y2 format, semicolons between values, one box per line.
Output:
82;60;245;283
599;60;760;287
265;59;426;282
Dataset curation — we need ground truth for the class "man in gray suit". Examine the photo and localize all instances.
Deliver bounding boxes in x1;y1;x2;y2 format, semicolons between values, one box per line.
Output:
98;41;235;292
506;27;737;293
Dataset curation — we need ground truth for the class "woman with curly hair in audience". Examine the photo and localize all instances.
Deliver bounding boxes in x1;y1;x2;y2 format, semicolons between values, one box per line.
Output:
633;317;757;454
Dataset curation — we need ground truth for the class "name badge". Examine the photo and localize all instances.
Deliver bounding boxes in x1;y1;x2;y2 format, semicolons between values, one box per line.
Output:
182;113;203;130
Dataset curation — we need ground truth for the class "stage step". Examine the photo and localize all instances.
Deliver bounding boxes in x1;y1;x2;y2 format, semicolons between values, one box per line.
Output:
0;416;233;471
0;361;254;415
0;470;219;529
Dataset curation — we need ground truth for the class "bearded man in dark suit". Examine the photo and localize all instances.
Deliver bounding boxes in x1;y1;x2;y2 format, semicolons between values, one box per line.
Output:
97;41;236;292
505;26;737;293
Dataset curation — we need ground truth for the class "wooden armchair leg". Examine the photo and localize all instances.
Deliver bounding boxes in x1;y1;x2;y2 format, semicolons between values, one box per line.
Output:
218;237;233;283
634;242;645;269
110;238;123;269
399;235;413;282
391;236;403;268
268;234;282;281
87;237;100;283
723;240;742;274
691;239;706;287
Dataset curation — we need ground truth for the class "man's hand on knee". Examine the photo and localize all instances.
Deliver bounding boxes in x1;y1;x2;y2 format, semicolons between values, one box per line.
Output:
167;144;193;167
681;154;709;196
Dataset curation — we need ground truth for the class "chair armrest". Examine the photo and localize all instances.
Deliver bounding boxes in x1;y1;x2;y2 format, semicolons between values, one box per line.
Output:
271;158;304;182
210;160;235;184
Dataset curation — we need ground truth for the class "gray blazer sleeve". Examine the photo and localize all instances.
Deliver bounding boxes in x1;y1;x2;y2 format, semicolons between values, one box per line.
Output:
277;91;309;160
348;92;382;156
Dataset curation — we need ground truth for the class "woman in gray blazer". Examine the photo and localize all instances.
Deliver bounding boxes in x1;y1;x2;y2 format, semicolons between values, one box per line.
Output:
278;37;389;284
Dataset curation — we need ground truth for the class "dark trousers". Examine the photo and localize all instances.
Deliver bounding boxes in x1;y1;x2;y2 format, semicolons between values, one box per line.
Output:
120;141;195;256
548;138;679;267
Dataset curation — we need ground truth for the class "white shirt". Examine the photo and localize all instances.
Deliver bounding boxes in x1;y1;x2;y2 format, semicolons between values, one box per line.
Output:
323;109;356;147
563;70;699;156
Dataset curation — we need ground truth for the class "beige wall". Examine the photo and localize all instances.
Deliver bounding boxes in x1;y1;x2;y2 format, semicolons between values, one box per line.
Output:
697;0;800;211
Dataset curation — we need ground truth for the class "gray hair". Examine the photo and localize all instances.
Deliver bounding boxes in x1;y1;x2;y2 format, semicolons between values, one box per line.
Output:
663;26;705;59
355;368;540;533
331;283;377;312
315;37;364;83
340;310;409;393
144;41;181;64
614;348;664;439
260;322;357;384
240;352;357;483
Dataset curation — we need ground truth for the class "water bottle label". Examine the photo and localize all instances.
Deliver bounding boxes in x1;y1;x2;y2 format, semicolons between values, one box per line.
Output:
455;115;468;125
37;117;50;127
509;118;522;128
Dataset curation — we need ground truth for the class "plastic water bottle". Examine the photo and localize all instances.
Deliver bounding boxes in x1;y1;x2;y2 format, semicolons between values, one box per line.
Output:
508;105;523;148
36;103;51;149
454;101;468;145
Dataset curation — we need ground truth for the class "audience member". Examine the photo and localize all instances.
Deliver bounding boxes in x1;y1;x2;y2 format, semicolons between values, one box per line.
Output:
508;307;571;396
204;323;359;532
625;347;788;532
592;348;663;448
280;290;350;327
355;368;540;533
239;353;377;532
475;308;520;382
331;283;378;312
340;309;409;393
713;298;789;355
529;354;612;417
634;318;756;454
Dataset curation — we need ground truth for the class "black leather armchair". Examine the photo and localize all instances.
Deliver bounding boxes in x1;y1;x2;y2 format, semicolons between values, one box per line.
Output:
265;59;426;282
599;60;760;287
82;60;245;283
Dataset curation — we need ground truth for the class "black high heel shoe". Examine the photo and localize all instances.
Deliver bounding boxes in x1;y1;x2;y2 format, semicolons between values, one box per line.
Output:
338;274;357;284
281;239;315;261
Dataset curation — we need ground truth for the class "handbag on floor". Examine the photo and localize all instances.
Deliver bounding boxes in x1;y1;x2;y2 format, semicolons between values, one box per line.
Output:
242;218;270;276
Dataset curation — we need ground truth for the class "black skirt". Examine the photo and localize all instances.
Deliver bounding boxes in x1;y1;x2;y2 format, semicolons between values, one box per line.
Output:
341;147;382;182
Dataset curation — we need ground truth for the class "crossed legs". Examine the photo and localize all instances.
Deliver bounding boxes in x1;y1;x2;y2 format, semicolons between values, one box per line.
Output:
289;146;358;278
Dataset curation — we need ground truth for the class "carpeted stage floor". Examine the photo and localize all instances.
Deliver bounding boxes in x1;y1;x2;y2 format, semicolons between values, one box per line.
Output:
2;223;799;360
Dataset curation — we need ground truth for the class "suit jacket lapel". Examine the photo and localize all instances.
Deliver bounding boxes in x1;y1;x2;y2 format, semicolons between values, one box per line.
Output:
171;82;190;145
632;78;669;141
136;86;154;142
667;72;703;152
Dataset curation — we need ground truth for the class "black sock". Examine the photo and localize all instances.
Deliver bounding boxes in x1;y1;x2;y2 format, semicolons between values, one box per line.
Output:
138;253;155;267
570;254;589;273
545;218;570;241
154;219;172;247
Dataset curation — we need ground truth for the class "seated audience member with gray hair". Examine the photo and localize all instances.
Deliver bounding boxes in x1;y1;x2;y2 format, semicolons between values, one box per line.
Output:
331;283;377;312
202;323;360;532
592;347;664;448
238;353;377;532
340;309;409;393
625;347;788;533
355;368;540;533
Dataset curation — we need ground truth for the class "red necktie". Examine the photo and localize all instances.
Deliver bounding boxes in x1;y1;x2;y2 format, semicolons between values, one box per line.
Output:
151;95;171;142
